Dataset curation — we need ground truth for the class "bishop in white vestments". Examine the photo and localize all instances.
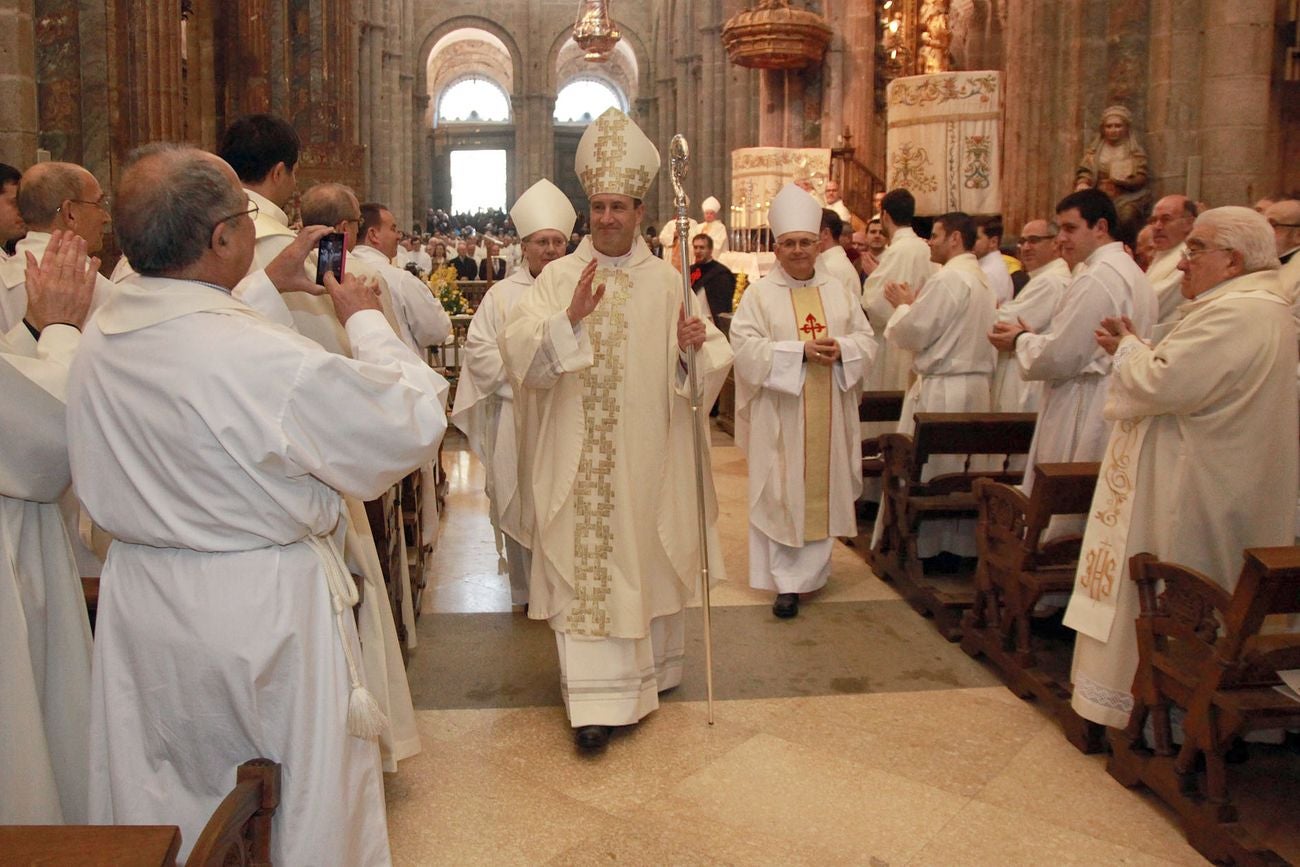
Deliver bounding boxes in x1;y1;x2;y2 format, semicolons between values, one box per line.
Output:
70;146;447;866
0;233;96;825
730;184;876;619
1064;207;1298;728
500;109;733;751
452;178;577;606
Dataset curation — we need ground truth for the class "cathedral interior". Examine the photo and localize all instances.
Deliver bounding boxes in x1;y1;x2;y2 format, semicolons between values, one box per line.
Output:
4;1;1300;864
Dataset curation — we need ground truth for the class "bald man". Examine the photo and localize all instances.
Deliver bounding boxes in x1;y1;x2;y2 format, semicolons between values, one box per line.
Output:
1146;194;1197;324
0;162;114;333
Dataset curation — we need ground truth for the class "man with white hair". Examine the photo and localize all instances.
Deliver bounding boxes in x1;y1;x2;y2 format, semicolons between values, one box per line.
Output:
824;179;855;226
1145;194;1197;324
1065;206;1297;728
501;109;732;751
70;143;448;864
452;179;577;608
730;183;876;619
875;211;997;560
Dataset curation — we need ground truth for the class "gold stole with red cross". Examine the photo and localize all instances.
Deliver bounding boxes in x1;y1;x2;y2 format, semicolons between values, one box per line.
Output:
790;285;832;542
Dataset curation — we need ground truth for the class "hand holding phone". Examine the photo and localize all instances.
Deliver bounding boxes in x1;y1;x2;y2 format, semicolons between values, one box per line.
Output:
315;232;347;287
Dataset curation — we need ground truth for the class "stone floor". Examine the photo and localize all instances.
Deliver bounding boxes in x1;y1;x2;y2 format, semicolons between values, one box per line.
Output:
384;428;1232;866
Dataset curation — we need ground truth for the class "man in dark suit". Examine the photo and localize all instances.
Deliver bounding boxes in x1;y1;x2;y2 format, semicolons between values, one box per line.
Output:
689;233;736;320
477;240;506;280
448;240;478;280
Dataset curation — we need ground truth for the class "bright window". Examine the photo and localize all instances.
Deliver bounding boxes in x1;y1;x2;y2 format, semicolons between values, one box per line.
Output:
450;150;507;214
438;77;510;123
553;79;624;124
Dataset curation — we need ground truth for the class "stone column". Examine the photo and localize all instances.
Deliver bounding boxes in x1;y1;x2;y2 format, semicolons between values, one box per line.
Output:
1145;0;1203;196
33;0;83;163
1196;0;1276;204
0;0;37;165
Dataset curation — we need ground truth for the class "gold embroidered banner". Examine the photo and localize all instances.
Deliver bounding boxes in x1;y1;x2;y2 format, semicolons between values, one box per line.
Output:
791;285;832;542
1062;416;1153;643
730;147;832;229
886;71;1002;216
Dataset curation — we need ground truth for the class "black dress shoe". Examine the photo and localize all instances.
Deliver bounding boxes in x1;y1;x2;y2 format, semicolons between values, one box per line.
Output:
574;725;612;750
772;593;799;619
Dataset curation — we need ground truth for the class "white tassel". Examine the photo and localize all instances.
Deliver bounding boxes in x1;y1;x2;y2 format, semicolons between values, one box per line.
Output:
347;685;389;739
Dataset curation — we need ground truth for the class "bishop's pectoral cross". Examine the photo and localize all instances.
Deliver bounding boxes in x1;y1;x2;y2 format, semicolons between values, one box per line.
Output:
800;313;826;340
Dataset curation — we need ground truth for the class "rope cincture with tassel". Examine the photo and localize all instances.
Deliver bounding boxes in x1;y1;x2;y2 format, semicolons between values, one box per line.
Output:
307;535;389;739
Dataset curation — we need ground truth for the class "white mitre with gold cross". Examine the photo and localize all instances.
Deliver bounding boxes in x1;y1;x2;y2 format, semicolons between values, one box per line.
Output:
511;178;578;239
575;107;660;200
769;182;822;238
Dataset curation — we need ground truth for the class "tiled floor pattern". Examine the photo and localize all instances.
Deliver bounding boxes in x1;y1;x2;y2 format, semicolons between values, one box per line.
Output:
385;429;1222;865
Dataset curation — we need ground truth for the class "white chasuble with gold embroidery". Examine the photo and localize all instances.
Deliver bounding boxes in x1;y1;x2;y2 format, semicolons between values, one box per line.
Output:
500;237;733;640
730;265;876;554
1067;272;1298;728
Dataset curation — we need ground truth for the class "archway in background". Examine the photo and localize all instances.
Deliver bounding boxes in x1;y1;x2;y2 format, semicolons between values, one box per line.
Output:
438;77;511;124
553;78;625;124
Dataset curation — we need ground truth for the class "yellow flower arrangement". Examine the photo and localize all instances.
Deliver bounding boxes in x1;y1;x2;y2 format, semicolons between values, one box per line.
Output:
428;265;472;315
731;270;749;311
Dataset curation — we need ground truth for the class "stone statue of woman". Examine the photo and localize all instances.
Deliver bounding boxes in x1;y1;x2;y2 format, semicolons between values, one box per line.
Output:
1074;105;1152;242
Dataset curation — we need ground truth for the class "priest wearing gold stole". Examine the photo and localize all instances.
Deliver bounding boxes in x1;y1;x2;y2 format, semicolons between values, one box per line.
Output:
730;184;876;619
452;178;577;607
500;109;733;751
1064;207;1298;728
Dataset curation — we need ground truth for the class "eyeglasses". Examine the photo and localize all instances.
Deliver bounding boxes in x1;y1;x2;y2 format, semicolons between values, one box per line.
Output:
1019;234;1056;245
1267;220;1300;229
1179;245;1232;263
63;194;111;214
776;238;818;251
211;200;259;231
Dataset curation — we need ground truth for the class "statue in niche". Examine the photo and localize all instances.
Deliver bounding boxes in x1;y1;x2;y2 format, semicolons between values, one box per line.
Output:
918;0;952;74
1074;105;1153;242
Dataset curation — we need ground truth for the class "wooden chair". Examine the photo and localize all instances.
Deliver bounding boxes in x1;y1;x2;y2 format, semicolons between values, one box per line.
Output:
187;759;281;867
0;759;279;867
960;462;1104;752
871;412;1037;640
858;389;907;486
1108;548;1300;866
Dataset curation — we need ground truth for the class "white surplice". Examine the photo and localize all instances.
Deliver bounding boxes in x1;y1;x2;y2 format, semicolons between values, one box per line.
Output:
978;250;1015;307
1015;241;1158;496
861;226;933;395
246;187;296;271
70;273;447;866
0;232;116;333
873;252;997;557
350;244;453;356
451;267;534;604
1146;243;1187;326
990;257;1070;413
0;323;92;825
730;265;876;592
499;237;732;726
1067;270;1298;727
816;244;862;297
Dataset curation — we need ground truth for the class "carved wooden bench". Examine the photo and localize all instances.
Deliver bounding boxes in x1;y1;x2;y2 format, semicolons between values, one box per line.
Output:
960;462;1105;752
1107;548;1300;866
0;758;280;867
871;412;1037;640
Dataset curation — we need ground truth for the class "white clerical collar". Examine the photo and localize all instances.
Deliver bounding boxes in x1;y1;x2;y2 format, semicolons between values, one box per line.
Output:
777;265;817;287
1028;257;1067;278
244;187;289;228
892;226;917;242
1085;241;1124;268
592;246;633;268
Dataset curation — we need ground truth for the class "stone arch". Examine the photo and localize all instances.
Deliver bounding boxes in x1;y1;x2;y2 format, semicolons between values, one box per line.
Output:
544;21;652;114
415;16;525;110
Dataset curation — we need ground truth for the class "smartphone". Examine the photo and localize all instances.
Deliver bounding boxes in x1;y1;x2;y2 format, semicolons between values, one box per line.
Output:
315;232;347;286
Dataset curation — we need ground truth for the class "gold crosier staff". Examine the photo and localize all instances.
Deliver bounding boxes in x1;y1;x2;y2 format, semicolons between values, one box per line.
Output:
668;134;716;725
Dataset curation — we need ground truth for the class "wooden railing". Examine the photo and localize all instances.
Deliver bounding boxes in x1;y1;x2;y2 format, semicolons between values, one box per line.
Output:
831;146;887;223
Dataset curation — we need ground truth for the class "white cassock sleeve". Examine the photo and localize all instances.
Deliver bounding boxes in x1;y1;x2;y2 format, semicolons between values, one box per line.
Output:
1015;272;1116;381
0;323;79;399
883;278;959;354
512;309;594;390
232;270;296;328
279;309;449;501
460;289;509;397
394;271;452;348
